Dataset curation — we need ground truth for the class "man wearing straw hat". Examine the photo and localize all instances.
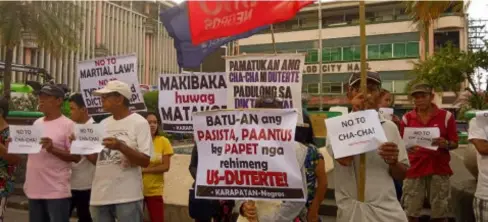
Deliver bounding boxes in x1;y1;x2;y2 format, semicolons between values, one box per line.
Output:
327;71;409;222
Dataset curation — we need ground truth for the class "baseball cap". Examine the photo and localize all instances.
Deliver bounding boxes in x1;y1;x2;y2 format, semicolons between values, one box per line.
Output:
36;84;66;98
409;82;433;96
93;80;132;100
348;71;382;86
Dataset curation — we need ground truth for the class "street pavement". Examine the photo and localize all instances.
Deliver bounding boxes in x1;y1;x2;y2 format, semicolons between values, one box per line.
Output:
3;208;76;222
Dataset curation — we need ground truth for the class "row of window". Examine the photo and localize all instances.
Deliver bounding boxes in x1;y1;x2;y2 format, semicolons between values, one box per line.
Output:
304;80;410;94
287;41;420;64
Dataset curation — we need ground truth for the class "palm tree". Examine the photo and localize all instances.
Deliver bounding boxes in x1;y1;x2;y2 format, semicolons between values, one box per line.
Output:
0;1;82;99
403;1;466;59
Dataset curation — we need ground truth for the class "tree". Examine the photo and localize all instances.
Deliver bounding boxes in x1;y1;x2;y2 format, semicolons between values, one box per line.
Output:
0;1;82;99
410;42;488;111
403;1;466;59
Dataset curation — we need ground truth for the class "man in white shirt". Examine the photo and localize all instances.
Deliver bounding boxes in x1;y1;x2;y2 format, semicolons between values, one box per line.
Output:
327;72;409;222
89;80;152;222
68;93;96;222
468;116;488;222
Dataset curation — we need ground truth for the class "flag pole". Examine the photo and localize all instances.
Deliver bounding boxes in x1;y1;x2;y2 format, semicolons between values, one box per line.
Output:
358;0;367;202
270;24;277;54
318;0;323;111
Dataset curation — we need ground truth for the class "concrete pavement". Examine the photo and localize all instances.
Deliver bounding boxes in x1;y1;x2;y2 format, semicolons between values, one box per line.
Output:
4;208;77;222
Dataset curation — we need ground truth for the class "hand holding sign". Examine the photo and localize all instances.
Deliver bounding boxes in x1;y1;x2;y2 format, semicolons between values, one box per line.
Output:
40;137;54;153
378;142;399;165
379;108;394;120
102;137;123;150
432;137;448;150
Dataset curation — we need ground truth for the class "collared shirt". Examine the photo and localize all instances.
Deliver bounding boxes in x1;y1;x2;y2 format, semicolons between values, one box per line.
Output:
400;104;458;178
327;114;409;222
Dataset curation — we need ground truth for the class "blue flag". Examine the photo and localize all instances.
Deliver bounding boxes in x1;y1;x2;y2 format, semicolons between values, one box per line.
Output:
160;2;268;68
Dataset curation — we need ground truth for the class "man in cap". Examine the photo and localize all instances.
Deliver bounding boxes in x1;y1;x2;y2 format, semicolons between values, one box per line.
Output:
400;83;458;222
89;80;152;222
327;71;409;221
25;84;80;222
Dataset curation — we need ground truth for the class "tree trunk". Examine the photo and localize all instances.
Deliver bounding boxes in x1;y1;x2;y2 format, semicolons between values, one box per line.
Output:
3;48;13;100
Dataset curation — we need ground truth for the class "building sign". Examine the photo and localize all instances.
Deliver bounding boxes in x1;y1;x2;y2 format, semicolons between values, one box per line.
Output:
303;62;370;74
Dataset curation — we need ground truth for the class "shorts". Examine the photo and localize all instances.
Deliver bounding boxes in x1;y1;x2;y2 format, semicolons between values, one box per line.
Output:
402;175;451;218
473;197;488;222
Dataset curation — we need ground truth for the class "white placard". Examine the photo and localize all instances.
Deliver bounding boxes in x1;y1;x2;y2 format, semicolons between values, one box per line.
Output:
225;54;304;124
325;110;387;159
77;54;146;115
329;106;349;115
379;107;394;120
8;125;42;154
403;127;440;150
71;124;105;155
192;109;305;201
158;73;227;133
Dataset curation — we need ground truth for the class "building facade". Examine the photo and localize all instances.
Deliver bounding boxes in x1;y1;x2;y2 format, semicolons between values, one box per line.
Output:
236;1;469;109
0;1;179;92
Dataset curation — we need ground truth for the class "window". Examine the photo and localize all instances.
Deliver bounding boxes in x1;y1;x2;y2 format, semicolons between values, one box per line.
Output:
368;45;380;59
382;81;393;92
379;44;393;59
322;48;332;62
393;43;406;58
308;83;319;94
322;82;343;94
393;80;410;93
330;47;342;61
343;47;354;61
406;42;419;57
304;49;318;63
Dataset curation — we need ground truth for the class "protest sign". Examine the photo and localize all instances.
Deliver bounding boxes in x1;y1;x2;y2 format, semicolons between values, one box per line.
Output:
192;109;305;201
158;73;227;133
8;125;42;154
379;108;394;120
71;124;105;155
329;106;349;115
77;54;146;115
226;54;304;124
325;110;387;159
403;127;440;150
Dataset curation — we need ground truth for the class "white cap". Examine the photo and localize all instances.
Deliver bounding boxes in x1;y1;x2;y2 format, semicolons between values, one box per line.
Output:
93;80;132;100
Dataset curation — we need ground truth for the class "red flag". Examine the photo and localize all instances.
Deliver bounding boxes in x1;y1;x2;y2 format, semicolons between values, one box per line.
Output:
188;1;314;45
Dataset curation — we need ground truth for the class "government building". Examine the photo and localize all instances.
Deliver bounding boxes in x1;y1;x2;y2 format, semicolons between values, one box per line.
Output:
235;1;473;110
0;1;180;92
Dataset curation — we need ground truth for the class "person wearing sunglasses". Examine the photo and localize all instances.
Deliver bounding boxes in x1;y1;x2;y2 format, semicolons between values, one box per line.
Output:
238;96;308;222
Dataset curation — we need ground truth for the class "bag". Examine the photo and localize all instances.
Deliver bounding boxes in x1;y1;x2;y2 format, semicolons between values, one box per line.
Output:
188;188;219;220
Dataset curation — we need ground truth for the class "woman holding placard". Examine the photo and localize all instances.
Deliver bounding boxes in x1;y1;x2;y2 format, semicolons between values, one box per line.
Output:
141;112;174;222
0;97;21;221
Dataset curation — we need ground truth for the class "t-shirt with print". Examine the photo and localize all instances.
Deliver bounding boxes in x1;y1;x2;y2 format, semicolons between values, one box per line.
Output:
0;127;16;197
143;136;174;197
327;115;409;222
71;118;96;191
90;113;153;205
468;117;488;200
24;116;74;199
400;105;458;178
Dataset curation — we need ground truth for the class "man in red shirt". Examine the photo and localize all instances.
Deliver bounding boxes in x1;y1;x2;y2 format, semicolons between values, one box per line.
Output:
400;83;459;222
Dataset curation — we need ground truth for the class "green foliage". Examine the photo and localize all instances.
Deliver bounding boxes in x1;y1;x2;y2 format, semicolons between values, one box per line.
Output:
143;91;159;113
9;94;38;111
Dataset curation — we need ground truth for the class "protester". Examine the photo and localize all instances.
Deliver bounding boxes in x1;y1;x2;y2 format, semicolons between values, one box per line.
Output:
379;89;401;127
140;111;174;222
294;114;327;222
89;80;152;222
467;115;488;222
188;144;235;222
0;96;21;221
238;96;308;222
326;72;409;221
68;93;95;222
25;84;80;222
400;83;458;222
